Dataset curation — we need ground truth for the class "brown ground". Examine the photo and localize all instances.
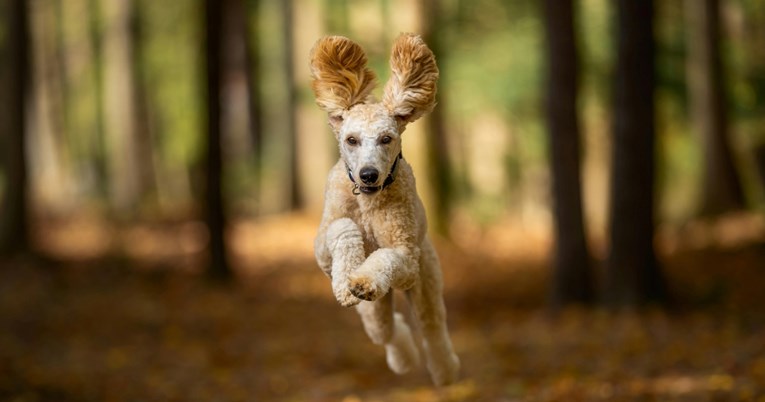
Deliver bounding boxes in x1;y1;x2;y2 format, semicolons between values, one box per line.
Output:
1;213;765;401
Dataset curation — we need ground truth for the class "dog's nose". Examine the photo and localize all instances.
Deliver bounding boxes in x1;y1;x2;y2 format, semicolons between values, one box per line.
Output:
359;167;379;185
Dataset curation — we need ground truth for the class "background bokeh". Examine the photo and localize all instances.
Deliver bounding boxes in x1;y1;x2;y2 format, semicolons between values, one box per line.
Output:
1;0;765;400
3;0;765;237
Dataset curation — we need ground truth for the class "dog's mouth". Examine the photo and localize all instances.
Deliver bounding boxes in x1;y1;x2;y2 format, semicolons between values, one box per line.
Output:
357;185;381;194
346;170;384;195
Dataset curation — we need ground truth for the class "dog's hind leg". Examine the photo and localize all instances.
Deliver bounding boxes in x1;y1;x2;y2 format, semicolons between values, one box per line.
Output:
407;237;460;386
356;292;420;374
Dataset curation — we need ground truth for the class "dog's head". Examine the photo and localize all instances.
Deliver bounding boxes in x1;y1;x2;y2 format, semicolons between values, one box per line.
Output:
309;34;439;194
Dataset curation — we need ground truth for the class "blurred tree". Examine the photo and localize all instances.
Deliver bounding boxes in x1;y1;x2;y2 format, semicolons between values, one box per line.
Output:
755;145;765;193
219;0;261;213
28;0;73;203
282;0;303;210
102;0;146;215
685;0;746;216
129;0;159;207
204;0;233;279
606;0;666;306
87;0;109;197
421;0;454;236
0;0;30;256
51;0;72;182
738;0;765;196
244;0;263;211
542;0;593;307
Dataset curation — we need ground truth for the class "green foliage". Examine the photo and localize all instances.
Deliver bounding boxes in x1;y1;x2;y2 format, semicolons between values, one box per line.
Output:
578;0;613;106
446;0;542;117
140;0;203;168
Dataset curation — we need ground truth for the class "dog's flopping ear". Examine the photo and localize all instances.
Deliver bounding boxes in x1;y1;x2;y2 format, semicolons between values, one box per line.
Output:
310;36;376;126
382;33;439;125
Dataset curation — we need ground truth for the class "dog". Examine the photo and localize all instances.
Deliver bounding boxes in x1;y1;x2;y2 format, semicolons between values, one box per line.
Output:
310;33;460;386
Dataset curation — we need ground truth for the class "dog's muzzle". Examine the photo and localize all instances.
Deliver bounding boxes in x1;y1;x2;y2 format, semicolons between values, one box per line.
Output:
346;153;402;196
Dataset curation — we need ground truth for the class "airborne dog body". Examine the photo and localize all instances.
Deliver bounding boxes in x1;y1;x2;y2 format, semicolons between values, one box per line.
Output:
310;34;459;386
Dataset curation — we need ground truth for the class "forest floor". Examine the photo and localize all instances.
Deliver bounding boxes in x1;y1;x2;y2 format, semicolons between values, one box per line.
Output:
1;213;765;402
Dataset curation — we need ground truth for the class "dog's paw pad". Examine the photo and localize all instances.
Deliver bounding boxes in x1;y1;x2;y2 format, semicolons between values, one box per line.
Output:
349;275;383;301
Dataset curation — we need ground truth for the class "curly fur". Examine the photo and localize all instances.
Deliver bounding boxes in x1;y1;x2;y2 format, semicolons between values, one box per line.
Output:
311;33;459;386
383;33;440;123
310;36;377;118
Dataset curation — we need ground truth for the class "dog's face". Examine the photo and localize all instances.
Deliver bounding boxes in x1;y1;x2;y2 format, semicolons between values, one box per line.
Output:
309;34;439;194
335;103;401;191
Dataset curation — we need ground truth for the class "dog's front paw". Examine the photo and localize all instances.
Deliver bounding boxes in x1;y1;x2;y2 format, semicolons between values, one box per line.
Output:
332;278;361;307
348;273;388;301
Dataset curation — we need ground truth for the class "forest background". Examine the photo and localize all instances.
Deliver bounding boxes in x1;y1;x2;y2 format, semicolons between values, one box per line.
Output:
1;0;765;400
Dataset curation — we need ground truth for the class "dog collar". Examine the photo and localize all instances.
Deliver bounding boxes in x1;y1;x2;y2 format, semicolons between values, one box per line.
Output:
346;153;402;195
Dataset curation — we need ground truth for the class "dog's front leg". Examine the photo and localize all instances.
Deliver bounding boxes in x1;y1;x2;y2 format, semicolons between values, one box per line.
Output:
348;245;419;302
324;218;365;307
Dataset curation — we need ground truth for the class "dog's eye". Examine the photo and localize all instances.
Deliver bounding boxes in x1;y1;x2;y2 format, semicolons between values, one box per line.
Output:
380;136;392;145
346;137;358;146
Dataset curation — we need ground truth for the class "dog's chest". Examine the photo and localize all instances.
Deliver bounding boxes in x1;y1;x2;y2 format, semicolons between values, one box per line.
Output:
357;214;381;255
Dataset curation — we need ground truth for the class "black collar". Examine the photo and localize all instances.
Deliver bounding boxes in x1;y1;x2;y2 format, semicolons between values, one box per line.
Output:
347;153;402;195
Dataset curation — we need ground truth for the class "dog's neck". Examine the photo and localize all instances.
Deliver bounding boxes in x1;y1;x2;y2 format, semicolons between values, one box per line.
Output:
346;152;403;196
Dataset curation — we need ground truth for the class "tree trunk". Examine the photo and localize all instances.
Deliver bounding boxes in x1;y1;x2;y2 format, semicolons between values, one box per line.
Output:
102;0;143;216
222;0;260;209
0;0;31;256
204;0;233;280
542;0;593;307
282;0;302;210
129;0;158;205
738;0;765;200
421;0;453;236
754;144;765;193
606;0;666;307
27;0;72;205
244;0;263;213
685;0;746;215
87;0;109;198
